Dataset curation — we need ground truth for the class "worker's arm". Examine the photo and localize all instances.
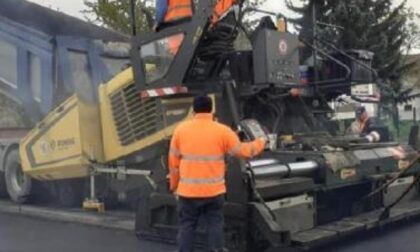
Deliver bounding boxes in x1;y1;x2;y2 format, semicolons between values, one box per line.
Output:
223;127;266;159
168;128;181;192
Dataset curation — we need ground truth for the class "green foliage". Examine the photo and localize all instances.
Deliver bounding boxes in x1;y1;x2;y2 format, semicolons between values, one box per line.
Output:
241;0;269;30
402;7;420;54
286;0;420;90
383;117;418;142
83;0;155;34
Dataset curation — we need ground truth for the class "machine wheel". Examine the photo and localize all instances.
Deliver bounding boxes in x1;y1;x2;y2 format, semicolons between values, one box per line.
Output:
4;149;32;203
0;171;8;198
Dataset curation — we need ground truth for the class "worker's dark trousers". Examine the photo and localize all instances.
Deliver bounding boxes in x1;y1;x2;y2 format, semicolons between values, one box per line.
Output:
177;195;225;252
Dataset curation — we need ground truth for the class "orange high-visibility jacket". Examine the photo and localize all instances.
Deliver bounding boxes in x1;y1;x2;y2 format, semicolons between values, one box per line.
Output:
163;0;237;24
212;0;237;24
168;113;266;198
164;0;193;23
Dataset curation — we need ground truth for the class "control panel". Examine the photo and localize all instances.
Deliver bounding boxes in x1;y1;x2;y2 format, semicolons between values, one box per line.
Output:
240;119;268;141
253;29;300;86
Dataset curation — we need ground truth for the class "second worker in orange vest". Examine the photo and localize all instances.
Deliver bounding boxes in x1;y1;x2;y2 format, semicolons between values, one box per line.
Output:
168;95;265;252
162;0;237;25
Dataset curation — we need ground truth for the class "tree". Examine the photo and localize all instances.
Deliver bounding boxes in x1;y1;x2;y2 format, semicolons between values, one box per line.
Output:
286;0;419;90
402;7;420;55
231;0;268;50
240;0;269;29
398;6;420;80
83;0;155;34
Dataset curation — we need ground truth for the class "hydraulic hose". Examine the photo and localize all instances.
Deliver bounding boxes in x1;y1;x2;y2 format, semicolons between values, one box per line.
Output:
225;80;241;127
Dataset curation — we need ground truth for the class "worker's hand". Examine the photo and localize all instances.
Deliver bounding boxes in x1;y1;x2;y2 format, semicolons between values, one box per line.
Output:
258;137;268;148
173;191;179;201
166;174;170;190
259;136;267;143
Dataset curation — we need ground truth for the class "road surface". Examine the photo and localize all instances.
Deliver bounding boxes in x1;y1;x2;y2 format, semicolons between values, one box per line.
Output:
1;212;420;252
318;220;420;252
0;212;174;252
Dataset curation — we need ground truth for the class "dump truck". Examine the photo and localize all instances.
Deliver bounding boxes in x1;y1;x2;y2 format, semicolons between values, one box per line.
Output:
1;0;420;251
0;0;130;205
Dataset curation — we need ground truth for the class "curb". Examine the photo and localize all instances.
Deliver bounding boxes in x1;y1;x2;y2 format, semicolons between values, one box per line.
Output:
0;200;135;232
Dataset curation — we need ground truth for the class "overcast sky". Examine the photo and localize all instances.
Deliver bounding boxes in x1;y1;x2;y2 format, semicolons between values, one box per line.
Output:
28;0;420;20
264;0;420;14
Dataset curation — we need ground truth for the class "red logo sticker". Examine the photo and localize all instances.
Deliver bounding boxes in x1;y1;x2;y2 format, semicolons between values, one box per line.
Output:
279;39;288;55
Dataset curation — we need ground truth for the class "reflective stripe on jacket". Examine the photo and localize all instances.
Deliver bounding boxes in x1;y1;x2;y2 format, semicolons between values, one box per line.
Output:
168;113;265;198
164;0;193;23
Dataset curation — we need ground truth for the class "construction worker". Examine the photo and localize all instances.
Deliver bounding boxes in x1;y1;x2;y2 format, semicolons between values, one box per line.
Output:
168;95;266;252
155;0;192;31
211;0;238;24
155;0;237;31
155;0;238;56
347;106;372;136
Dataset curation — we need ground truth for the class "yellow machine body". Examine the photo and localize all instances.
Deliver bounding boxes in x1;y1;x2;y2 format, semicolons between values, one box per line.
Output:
20;67;195;180
20;96;91;180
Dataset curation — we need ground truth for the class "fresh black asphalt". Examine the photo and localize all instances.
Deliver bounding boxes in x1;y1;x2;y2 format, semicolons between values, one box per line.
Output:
1;212;420;252
0;212;174;252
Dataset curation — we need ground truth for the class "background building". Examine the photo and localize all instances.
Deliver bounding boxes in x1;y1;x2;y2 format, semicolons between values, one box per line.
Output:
399;54;420;121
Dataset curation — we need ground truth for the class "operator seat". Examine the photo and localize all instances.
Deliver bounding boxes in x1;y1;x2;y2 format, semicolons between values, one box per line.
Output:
196;10;239;61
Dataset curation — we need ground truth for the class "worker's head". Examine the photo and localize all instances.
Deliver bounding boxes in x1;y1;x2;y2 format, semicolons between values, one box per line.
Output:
355;106;368;121
193;95;212;113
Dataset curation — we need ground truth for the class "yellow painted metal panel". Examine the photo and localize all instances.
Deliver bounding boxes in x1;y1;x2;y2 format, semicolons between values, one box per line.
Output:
98;70;199;162
20;64;216;179
20;96;88;179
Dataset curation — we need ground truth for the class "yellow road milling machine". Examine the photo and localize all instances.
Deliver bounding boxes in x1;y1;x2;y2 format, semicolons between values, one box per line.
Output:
1;0;420;251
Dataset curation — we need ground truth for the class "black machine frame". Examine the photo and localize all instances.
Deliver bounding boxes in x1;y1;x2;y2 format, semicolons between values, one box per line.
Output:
127;1;420;251
130;0;218;93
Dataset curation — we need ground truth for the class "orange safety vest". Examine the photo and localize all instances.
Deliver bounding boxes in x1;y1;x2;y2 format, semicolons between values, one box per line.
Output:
168;113;266;198
164;0;193;23
212;0;237;24
359;117;369;133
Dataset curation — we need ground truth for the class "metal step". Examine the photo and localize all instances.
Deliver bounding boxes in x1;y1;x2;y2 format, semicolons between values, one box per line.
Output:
291;200;420;250
255;177;317;199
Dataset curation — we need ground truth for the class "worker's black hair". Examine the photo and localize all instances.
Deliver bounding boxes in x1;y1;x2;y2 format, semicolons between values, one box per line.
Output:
193;95;212;113
356;106;366;115
355;106;367;120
